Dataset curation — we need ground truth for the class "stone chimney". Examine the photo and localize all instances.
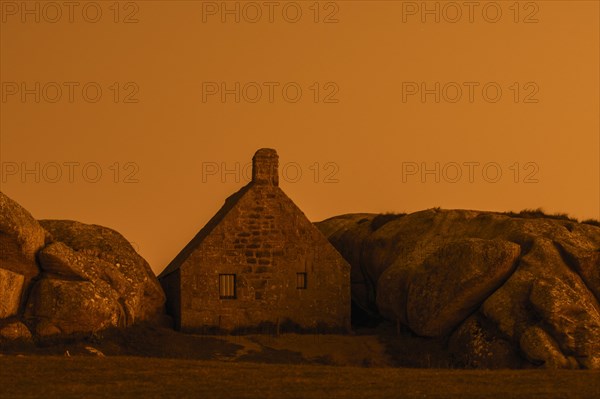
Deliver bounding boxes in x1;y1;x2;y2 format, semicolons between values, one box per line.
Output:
252;148;279;186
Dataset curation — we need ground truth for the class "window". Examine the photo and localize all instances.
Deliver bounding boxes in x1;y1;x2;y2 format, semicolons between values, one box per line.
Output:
296;272;307;289
219;274;236;299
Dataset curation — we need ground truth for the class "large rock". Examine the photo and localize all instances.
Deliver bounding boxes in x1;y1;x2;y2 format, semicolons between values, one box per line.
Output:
553;240;600;303
316;209;600;369
0;192;166;340
480;268;533;341
0;191;46;301
35;239;163;325
482;239;600;369
37;241;89;280
529;270;600;369
0;320;33;342
23;220;165;336
406;238;520;337
26;278;123;336
519;326;575;369
448;314;522;369
0;268;25;318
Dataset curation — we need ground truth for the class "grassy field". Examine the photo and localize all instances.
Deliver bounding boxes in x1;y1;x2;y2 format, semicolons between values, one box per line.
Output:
1;356;599;399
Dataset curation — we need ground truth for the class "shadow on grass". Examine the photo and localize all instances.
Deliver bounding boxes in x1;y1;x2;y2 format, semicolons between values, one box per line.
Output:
1;324;243;360
363;322;452;368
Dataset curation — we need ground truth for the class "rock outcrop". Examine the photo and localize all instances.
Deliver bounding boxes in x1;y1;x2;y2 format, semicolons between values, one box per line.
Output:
316;209;600;369
406;238;520;337
0;320;33;342
0;268;25;319
0;191;165;342
36;221;165;326
0;193;47;316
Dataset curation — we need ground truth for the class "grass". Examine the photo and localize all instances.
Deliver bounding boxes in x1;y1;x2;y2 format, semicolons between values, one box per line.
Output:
1;356;599;399
364;208;600;229
0;322;517;369
0;325;396;367
582;219;600;227
501;207;600;226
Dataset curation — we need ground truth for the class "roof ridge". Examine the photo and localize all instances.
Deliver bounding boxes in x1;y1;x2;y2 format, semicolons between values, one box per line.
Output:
158;182;253;278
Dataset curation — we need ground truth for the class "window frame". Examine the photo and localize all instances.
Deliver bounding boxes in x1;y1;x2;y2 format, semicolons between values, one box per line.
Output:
296;272;307;290
219;274;237;299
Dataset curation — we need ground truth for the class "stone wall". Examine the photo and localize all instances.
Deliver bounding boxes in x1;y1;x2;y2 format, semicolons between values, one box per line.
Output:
177;183;350;333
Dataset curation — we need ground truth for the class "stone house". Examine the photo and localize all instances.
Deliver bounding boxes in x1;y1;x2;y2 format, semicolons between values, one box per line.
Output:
158;148;350;333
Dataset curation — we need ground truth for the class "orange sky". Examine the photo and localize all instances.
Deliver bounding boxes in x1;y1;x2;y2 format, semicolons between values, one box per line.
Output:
1;0;598;274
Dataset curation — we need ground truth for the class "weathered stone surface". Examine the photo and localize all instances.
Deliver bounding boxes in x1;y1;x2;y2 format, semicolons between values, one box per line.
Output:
0;320;33;342
0;191;46;292
553;240;600;303
38;220;165;325
0;192;166;339
448;315;522;369
0;268;25;318
529;275;600;369
317;209;600;369
0;191;47;262
482;239;600;369
519;326;574;369
480;267;533;341
38;241;89;279
406;238;520;337
26;278;123;337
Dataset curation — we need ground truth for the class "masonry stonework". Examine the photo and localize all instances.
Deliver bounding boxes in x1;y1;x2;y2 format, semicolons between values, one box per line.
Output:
159;149;350;333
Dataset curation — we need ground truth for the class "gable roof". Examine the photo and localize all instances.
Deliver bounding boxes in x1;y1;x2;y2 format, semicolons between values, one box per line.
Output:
158;183;252;279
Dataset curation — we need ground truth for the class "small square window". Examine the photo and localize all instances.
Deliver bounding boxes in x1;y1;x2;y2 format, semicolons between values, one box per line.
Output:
296;272;307;289
219;274;236;299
